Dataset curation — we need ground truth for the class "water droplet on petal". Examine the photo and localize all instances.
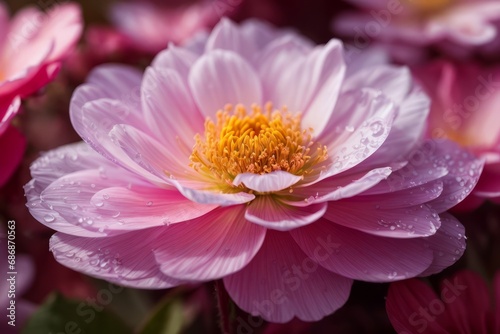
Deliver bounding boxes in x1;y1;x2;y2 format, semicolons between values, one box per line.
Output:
146;201;153;207
44;214;55;223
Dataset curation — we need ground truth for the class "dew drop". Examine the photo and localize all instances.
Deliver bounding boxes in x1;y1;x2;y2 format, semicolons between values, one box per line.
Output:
44;214;55;223
94;201;104;208
146;201;153;207
370;120;384;137
103;194;110;200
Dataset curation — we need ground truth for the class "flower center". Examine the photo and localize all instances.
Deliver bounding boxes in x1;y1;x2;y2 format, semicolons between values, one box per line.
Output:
189;103;328;187
404;0;454;14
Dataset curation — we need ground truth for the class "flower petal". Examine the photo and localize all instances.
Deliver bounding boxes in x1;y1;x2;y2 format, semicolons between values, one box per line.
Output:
224;231;352;323
233;171;302;193
245;196;327;231
386;279;452;334
418;213;466;277
189;49;262;118
141;67;204;148
50;231;182;289
154;206;266;280
291;219;433;282
325;199;441;238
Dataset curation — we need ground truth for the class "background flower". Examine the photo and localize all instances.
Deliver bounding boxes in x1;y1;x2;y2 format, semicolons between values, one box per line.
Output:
386;270;500;334
413;60;500;210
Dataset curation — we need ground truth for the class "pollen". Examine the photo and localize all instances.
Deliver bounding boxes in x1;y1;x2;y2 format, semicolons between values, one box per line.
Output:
405;0;454;14
189;103;328;187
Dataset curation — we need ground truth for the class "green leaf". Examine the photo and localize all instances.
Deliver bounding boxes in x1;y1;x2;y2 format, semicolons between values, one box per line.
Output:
22;293;131;334
139;297;184;334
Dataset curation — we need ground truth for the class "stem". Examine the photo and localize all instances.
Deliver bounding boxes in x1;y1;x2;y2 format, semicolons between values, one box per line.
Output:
214;280;233;334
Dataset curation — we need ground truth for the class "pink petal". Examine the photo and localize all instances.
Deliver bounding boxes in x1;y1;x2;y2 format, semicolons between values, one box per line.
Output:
50;231;182;289
33;3;82;62
89;185;217;230
418;213;466;277
316;93;396;181
426;140;484;212
257;35;312;111
301;39;345;137
169;178;256;205
84;64;143;101
154;206;266;280
108;123;190;180
358;88;430;169
0;124;25;186
141;66;203;152
151;44;199;78
291;219;433;282
188;50;262;118
386;279;452;333
233;171;302;193
224;231;352;323
442;270;491;333
325;200;440;238
205;18;251;59
0;97;21;135
245;196;327;231
288;167;392;207
74;98;165;185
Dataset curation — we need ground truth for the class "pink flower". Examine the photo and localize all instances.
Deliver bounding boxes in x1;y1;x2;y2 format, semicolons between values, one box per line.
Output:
413;60;500;209
334;0;500;58
25;19;483;322
109;1;220;54
386;270;500;333
0;2;82;134
0;99;23;187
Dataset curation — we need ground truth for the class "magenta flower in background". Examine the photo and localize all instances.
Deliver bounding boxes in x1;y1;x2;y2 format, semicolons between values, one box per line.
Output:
386;270;500;334
334;0;500;60
0;1;82;134
25;19;483;322
109;1;220;54
414;60;500;210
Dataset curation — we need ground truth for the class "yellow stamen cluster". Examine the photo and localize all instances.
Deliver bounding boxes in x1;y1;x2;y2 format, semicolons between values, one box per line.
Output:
405;0;454;14
189;103;328;187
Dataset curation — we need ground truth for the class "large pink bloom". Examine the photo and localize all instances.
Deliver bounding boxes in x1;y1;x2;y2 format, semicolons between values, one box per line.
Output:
25;19;483;322
334;0;500;57
386;270;500;333
414;60;500;209
0;2;82;134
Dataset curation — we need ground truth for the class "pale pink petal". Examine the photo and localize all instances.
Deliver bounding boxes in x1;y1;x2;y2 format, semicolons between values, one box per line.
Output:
151;44;199;78
418;213;466;277
154;206;266;280
72;98;165;185
84;64;143;101
233;171;302;193
0;124;25;186
245;196;327;231
89;186;217;230
288;168;392;207
291;219;433;282
325;199;440;238
205;18;251;59
108;123;190;181
188;50;263;118
141;66;203;151
224;231;352;323
386;279;452;333
172;180;256;206
50;231;182;288
315;92;396;181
